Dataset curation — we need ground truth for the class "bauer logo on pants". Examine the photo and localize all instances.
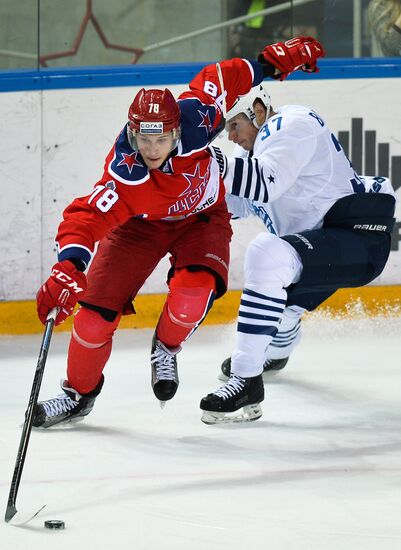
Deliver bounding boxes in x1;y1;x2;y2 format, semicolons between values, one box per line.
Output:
354;224;388;232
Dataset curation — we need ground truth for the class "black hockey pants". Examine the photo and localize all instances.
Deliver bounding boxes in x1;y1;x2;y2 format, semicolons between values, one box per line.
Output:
281;193;396;311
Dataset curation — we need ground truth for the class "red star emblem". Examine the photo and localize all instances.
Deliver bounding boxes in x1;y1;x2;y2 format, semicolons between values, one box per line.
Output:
198;110;213;133
180;163;207;196
117;152;143;174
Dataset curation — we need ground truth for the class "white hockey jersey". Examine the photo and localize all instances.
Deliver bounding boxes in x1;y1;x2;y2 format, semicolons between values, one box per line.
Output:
225;104;395;235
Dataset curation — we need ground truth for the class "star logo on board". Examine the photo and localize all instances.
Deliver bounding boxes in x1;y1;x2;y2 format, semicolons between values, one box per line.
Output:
180;163;207;196
268;174;275;183
117;152;143;174
197;110;213;133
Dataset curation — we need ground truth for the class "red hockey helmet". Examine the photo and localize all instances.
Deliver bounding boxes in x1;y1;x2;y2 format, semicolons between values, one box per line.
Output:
128;88;180;135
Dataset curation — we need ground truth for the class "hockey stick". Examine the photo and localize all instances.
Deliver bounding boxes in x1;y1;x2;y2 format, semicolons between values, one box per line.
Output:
4;308;58;524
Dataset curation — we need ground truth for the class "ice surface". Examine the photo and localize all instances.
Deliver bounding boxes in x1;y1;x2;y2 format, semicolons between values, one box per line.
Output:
1;315;401;550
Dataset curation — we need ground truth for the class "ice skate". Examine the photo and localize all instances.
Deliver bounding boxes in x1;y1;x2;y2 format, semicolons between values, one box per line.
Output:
150;334;180;405
32;376;103;428
200;373;264;424
219;356;289;382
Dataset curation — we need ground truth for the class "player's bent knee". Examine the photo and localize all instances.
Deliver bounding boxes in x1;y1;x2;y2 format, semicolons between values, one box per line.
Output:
170;267;217;290
72;306;120;348
167;268;216;328
244;232;303;288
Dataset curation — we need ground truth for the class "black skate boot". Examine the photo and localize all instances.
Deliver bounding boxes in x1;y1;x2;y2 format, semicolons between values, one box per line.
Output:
150;334;180;404
200;373;264;424
219;356;289;382
32;376;104;428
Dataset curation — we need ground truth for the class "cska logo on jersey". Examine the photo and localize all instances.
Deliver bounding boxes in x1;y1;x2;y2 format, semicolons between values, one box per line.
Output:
160;160;173;174
197;110;213;133
117;152;143;174
168;161;210;215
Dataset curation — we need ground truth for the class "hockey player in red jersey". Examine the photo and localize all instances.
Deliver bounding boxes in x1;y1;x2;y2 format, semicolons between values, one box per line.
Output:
33;36;324;427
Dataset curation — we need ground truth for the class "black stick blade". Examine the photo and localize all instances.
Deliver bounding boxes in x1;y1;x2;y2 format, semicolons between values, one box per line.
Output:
5;504;17;523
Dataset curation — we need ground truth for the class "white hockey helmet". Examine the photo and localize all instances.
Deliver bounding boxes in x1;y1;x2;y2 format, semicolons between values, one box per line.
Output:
226;84;271;129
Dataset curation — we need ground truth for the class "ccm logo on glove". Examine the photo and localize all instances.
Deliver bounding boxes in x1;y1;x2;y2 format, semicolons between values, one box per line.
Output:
50;267;85;293
37;260;87;325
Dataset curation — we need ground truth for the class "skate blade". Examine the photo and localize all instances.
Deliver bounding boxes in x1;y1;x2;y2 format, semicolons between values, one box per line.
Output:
31;416;86;430
201;403;262;425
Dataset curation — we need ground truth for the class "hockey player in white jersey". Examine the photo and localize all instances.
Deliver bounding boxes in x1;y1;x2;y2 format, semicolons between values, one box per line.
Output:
200;83;396;425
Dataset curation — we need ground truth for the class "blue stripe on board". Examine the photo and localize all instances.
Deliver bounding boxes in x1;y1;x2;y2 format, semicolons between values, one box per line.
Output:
1;58;401;93
0;62;208;92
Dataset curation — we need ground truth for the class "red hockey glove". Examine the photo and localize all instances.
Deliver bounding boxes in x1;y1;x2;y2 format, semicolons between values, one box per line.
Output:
258;36;325;81
36;260;87;325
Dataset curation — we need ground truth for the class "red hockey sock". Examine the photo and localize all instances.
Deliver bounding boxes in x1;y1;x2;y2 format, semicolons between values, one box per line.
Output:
67;307;120;394
156;268;216;348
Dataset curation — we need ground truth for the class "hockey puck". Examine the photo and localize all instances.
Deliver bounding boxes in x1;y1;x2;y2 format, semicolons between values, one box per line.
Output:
44;520;65;530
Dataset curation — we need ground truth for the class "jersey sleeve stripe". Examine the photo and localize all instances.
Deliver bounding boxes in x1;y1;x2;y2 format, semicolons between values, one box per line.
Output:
245;59;264;86
232;158;244;196
244;158;253;198
260;168;269;202
242;59;255;83
57;244;92;268
254;158;262;201
231;157;270;203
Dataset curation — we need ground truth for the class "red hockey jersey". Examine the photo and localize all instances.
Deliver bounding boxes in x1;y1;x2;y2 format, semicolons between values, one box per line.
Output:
56;57;264;267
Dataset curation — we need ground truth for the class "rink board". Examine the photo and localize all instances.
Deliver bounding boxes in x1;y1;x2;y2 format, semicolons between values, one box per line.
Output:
0;60;400;331
0;285;400;335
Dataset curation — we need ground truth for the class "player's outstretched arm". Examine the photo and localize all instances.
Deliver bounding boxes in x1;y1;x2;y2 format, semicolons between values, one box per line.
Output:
182;36;324;139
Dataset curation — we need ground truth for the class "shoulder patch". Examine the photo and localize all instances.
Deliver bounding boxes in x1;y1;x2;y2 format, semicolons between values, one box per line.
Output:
108;129;149;185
